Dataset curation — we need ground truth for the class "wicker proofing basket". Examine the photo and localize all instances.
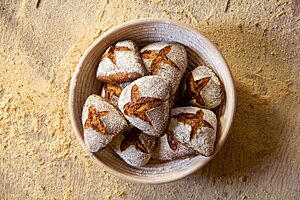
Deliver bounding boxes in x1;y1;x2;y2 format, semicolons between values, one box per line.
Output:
69;19;236;184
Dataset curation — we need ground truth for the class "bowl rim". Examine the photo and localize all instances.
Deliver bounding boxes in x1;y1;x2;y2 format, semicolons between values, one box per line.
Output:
69;18;236;184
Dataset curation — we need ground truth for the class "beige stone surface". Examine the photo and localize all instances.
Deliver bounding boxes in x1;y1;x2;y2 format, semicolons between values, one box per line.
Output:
0;0;299;199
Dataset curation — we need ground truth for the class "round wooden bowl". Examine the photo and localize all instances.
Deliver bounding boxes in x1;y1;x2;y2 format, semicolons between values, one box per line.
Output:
69;19;236;184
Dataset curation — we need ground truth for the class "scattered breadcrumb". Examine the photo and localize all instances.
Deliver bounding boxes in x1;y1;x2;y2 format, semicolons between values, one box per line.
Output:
0;0;298;199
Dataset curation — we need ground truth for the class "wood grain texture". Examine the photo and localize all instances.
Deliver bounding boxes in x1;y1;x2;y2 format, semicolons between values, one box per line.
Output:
0;0;299;199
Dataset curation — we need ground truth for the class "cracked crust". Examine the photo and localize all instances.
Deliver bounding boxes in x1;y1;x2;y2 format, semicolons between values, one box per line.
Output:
152;132;196;161
118;76;171;137
82;95;128;152
141;42;187;97
168;106;217;156
100;82;131;106
186;66;223;109
97;40;146;83
84;107;111;135
110;128;156;167
123;84;166;125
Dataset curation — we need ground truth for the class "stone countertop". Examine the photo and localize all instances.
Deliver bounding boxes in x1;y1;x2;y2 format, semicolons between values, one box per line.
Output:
0;0;299;199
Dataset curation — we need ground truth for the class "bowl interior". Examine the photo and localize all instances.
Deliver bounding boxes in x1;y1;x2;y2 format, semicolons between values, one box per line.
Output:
69;19;235;184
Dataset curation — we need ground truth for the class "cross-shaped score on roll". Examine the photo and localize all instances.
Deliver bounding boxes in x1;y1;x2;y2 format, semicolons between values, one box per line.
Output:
120;128;149;153
84;106;112;135
172;109;214;141
123;84;166;125
141;46;181;74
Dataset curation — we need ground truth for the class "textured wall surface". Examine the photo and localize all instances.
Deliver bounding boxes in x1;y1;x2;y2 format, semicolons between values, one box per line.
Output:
0;0;299;199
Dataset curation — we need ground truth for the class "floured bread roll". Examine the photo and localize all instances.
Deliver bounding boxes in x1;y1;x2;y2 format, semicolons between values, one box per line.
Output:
168;106;217;156
140;42;187;97
100;82;131;106
97;40;146;83
82;95;128;152
185;66;223;109
151;131;196;161
118;76;171;137
110;127;156;167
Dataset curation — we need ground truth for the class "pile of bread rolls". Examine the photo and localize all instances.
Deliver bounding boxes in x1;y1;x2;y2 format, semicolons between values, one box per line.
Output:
82;40;223;167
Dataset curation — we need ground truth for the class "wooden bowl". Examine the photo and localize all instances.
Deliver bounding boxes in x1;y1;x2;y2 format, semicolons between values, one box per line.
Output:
69;19;236;184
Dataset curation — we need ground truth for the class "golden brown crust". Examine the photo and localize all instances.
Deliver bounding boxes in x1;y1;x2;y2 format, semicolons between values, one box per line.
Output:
97;72;142;83
120;128;149;153
84;106;112;135
123;84;165;125
167;131;179;151
172;110;213;141
141;46;181;75
103;83;123;101
186;74;211;106
100;46;131;64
